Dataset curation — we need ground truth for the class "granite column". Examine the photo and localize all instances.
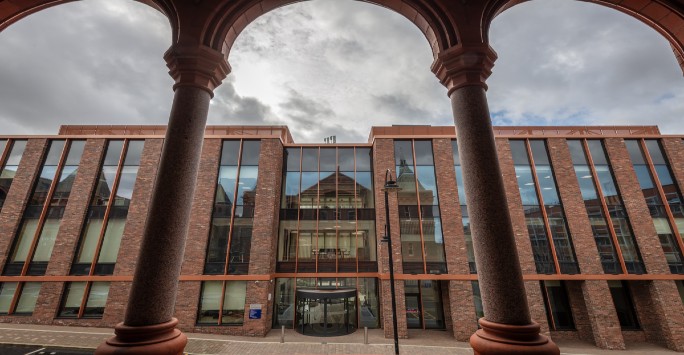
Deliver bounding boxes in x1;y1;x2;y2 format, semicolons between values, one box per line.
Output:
432;44;559;354
96;45;230;355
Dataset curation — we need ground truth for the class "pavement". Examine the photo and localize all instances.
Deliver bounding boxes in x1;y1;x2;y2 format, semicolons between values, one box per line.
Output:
0;323;679;354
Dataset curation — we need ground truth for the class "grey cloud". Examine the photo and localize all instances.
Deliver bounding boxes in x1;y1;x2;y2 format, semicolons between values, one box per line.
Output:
208;79;276;124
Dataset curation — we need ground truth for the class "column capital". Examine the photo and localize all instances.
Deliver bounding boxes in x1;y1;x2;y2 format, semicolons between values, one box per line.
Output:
164;45;231;97
431;44;497;96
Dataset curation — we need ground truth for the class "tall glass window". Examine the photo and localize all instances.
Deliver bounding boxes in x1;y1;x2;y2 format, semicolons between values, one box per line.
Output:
63;140;142;319
541;281;575;330
608;280;640;330
626;140;684;273
404;280;445;329
276;146;376;273
510;140;578;274
452;141;476;274
1;140;83;316
0;140;27;210
395;140;446;274
568;140;645;274
204;140;260;275
197;280;247;325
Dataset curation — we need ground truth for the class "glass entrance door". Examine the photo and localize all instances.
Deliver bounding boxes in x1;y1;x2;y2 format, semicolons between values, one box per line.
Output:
296;288;357;336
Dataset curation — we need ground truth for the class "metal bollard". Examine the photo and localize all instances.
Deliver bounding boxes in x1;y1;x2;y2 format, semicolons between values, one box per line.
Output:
364;327;368;345
281;325;285;343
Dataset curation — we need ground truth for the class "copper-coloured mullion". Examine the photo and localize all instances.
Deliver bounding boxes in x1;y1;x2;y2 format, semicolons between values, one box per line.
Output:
315;148;320;273
639;139;684;267
223;140;244;276
0;139;11;172
217;280;227;326
10;140;70;314
582;140;628;274
354;148;359;274
335;148;339;273
411;140;428;274
81;139;129;318
525;140;562;275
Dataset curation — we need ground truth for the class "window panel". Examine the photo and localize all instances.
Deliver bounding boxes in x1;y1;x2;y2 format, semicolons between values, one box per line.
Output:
543;281;574;330
0;282;18;314
83;282;109;318
608;281;640;330
59;282;87;318
239;141;261;165
15;282;41;314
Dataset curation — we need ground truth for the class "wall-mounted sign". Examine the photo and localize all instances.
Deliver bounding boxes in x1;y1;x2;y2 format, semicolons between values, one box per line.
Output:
249;304;262;319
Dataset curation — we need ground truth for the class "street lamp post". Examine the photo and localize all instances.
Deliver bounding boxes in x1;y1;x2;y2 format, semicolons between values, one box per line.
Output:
382;169;401;355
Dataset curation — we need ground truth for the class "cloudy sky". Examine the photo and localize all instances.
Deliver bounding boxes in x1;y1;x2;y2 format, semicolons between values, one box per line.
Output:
0;0;682;142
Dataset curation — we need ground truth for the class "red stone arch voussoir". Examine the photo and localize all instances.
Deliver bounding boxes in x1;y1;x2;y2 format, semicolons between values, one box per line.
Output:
200;0;460;60
487;0;684;74
0;0;175;37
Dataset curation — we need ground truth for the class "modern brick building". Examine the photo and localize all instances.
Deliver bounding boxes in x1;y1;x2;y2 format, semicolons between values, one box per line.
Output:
0;124;683;351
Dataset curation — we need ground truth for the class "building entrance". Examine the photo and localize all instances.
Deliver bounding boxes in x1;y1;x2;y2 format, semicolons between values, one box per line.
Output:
296;288;357;336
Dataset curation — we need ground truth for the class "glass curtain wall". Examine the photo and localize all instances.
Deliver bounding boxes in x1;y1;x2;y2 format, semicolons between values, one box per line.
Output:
625;140;684;273
404;279;445;329
272;277;379;329
0;139;27;210
204;140;260;275
510;140;579;274
61;140;142;319
394;140;446;274
276;146;376;273
451;141;476;273
541;281;575;330
567;140;645;274
1;140;83;315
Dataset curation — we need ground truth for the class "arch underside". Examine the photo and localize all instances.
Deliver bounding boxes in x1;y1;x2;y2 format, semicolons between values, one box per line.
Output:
1;0;684;72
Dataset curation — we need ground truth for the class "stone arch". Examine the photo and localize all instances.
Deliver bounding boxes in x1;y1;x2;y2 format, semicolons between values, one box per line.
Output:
0;0;174;37
201;0;460;60
487;0;684;73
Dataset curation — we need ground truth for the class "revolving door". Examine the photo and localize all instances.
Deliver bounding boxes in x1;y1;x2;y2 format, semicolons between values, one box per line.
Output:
296;288;357;336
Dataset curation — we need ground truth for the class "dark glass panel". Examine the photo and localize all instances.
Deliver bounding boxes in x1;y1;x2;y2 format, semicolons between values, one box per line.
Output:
529;140;550;165
338;148;354;171
114;166;138;207
543;281;574;330
220;140;241;166
103;141;124;166
29;166;57;206
645;140;667;165
567;140;587;165
515;166;539;206
625;140;646;164
535;166;561;206
65;141;85;166
509;140;530;165
404;280;422;329
416;165;438;205
318;171;336;209
454;166;466;204
282;172;300;208
301;148;318;172
52;166;79;206
299;172;319;209
608;281;640;330
237;166;258;206
586;140;608;165
240;140;261;165
355;148;372;171
472;281;484;319
6;140;27;166
355;172;374;208
45;140;65;165
274;278;295;327
359;278;380;328
58;282;85;318
394;141;413;166
594;165;620;199
123;141;144;166
573;165;598;201
413;141;434;165
423;217;447;274
228;219;252;275
338;171;355;208
204;217;229;274
319;148;336;171
216;166;238;207
422;280;445;329
285;148;301;172
451;140;460;165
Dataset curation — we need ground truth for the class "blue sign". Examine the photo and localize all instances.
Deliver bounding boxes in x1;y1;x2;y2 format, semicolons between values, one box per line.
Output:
249;309;262;319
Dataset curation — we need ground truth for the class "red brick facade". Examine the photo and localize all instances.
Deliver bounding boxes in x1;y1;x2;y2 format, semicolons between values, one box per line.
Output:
0;126;683;352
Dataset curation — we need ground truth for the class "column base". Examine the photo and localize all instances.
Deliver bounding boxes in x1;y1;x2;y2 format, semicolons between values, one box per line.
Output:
470;318;559;355
95;318;187;355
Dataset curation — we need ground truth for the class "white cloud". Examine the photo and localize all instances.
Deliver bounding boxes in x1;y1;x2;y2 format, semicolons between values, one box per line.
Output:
0;0;682;140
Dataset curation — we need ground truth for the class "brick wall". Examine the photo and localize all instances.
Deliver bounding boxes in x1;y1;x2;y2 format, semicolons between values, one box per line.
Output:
33;139;106;324
448;280;477;341
630;280;684;351
0;139;48;272
662;138;684;195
